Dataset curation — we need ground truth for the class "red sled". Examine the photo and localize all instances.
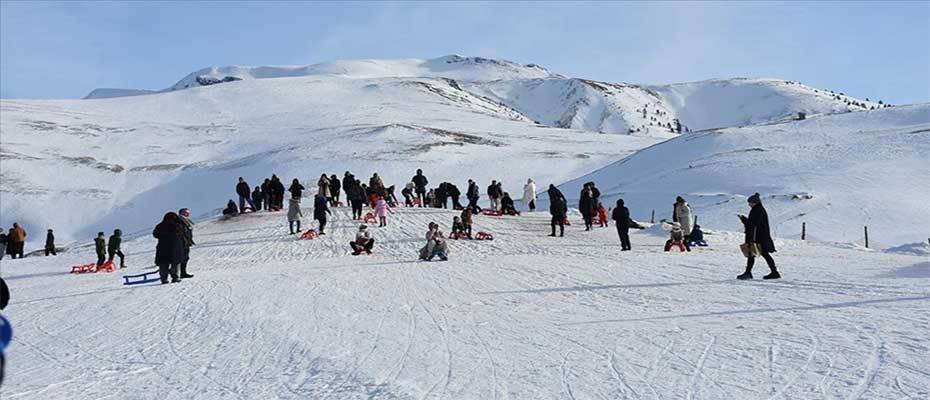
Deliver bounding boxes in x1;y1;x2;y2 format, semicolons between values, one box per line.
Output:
475;231;494;241
364;212;378;224
449;232;470;240
412;198;421;207
70;263;96;274
298;229;318;240
563;218;571;226
481;208;503;217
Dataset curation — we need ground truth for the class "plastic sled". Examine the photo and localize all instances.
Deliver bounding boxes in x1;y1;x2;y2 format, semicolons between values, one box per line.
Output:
689;240;708;247
298;229;318;240
97;261;116;273
475;231;494;241
667;241;687;252
449;232;470;240
412;198;421;207
364;212;377;224
563;218;571;226
481;209;502;217
70;263;96;274
123;269;161;286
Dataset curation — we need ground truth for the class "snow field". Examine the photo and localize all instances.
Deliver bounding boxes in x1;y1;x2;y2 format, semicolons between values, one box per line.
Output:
2;205;928;399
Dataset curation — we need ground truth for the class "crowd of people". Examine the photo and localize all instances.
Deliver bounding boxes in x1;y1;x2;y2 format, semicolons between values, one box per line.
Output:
0;168;779;283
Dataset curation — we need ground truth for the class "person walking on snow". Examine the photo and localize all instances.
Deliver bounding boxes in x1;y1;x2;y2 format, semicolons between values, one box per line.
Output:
738;193;780;280
342;171;356;202
374;196;392;227
523;179;537;212
611;199;632;251
350;224;374;255
8;223;25;259
236;177;255;212
178;208;195;279
289;178;305;199
412;169;429;207
288;197;303;234
153;212;185;284
45;229;56;256
313;193;332;235
106;229;126;268
94;232;107;267
548;185;567;237
673;196;695;241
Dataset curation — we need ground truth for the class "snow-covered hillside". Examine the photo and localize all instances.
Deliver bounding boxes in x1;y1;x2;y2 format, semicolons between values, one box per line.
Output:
0;70;658;246
555;104;930;247
4;206;929;399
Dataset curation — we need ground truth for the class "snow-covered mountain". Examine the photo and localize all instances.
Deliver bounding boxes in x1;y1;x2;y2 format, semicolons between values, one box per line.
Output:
555;104;930;247
0;55;909;246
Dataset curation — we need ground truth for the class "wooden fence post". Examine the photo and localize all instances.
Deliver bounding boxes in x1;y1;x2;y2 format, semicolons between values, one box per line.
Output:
864;226;869;249
802;222;806;240
650;210;655;223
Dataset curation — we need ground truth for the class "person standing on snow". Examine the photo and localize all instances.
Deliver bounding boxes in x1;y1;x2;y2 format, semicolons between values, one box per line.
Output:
178;208;195;279
0;231;7;260
350;224;374;255
487;180;501;210
412;169;429;207
45;229;56;256
348;180;366;220
271;175;285;209
107;229;126;268
289;178;305;199
466;179;481;213
313;192;332;235
330;174;342;206
94;232;107;267
548;184;567;237
374;196;392;227
737;193;780;280
673;196;695;241
252;186;264;211
611;199;632;251
523;179;537;212
8;224;25;259
288;197;303;234
153;212;185;284
236;177;255;212
261;179;271;211
317;174;332;202
579;184;596;231
342;171;356;203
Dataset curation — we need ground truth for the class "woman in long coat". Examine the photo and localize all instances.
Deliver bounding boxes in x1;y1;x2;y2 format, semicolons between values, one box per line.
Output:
738;193;779;280
153;212;185;284
317;174;331;199
522;179;537;212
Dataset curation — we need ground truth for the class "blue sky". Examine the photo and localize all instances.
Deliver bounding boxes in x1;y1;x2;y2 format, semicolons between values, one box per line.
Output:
1;1;928;103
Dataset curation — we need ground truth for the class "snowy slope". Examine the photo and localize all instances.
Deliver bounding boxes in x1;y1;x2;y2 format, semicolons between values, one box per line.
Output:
0;72;658;246
3;206;929;399
83;88;158;99
555;104;930;247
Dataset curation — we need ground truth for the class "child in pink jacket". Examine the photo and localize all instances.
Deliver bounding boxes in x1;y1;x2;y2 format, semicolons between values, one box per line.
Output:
375;197;392;227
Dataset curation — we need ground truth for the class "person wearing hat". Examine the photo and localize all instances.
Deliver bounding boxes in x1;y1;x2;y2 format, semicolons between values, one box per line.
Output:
738;193;779;280
611;198;632;250
94;232;107;267
107;229;126;268
350;224;374;255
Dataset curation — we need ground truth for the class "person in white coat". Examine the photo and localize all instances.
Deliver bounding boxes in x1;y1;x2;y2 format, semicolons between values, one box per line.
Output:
522;178;537;212
673;196;695;238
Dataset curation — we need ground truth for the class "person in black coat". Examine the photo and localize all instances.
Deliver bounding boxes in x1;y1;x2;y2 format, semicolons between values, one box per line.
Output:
251;186;263;211
500;192;520;215
222;200;239;216
313;193;333;234
270;175;285;210
548;184;567;237
45;229;56;256
466;179;481;213
153;212;185;284
348;180;365;219
342;171;355;201
288;178;305;199
738;193;779;280
330;174;342;206
579;184;596;231
412;169;428;207
236;177;255;212
260;179;271;210
611;199;632;250
447;183;462;209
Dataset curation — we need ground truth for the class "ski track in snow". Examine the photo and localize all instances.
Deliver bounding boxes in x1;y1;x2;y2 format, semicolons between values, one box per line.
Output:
2;206;929;399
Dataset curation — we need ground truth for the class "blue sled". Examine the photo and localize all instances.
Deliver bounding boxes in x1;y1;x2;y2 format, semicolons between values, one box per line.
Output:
688;240;709;247
123;269;161;286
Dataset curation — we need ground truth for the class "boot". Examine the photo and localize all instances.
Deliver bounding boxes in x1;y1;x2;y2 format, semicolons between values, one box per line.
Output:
737;267;753;280
180;273;194;279
763;269;781;280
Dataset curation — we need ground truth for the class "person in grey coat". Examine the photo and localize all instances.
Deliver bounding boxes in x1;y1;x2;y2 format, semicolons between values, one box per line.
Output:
178;208;195;279
288;197;303;234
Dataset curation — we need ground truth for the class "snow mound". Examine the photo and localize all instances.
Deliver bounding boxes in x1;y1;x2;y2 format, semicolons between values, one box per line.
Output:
83;88;158;99
555;104;930;247
884;241;930;256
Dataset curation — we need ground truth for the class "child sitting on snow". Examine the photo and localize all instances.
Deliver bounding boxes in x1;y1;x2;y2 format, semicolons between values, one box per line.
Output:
349;224;374;255
451;216;466;239
688;224;708;247
663;221;691;252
